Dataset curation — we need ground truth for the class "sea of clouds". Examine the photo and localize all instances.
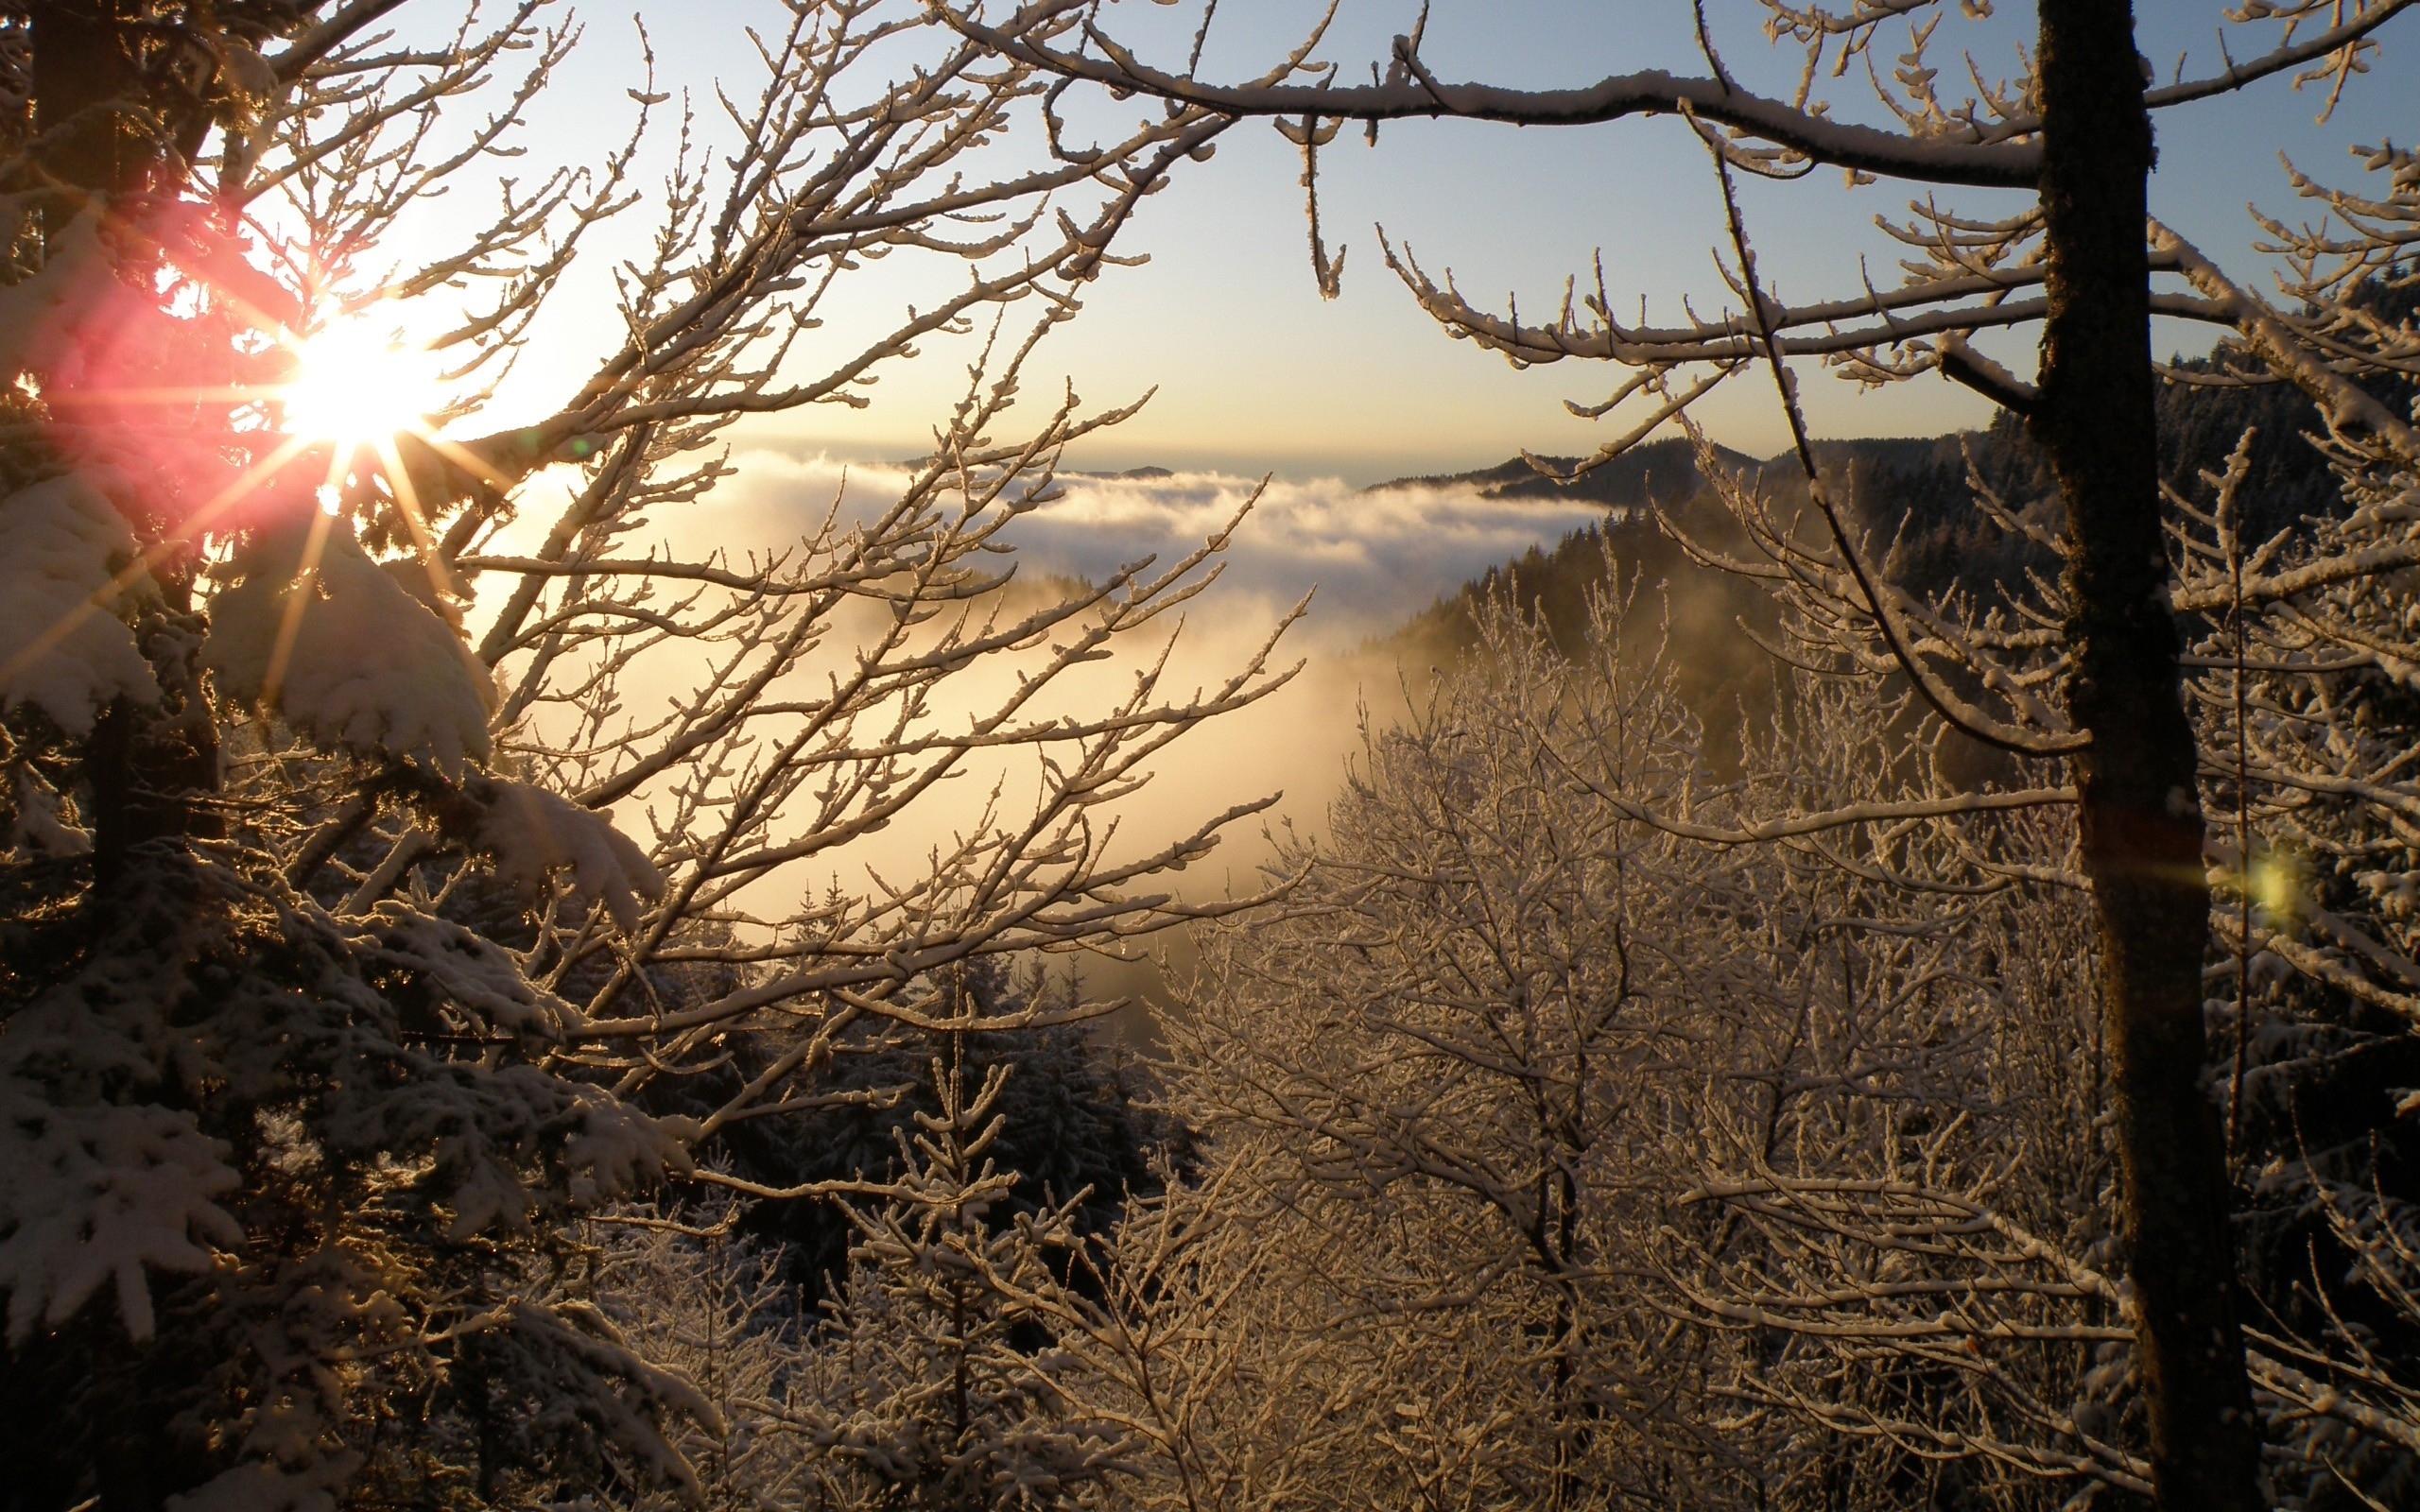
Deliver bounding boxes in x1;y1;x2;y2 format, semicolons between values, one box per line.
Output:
637;445;1611;879
498;445;1610;1013
702;447;1609;644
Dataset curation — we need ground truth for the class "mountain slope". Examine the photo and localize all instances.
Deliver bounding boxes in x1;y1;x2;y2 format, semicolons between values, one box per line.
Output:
1366;437;1754;514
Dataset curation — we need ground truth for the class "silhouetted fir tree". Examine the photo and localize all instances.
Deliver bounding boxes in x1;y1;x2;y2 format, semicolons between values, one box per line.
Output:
636;958;1193;1307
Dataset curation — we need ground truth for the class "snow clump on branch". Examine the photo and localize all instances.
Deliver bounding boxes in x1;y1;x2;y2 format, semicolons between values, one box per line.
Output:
0;473;160;735
203;508;498;776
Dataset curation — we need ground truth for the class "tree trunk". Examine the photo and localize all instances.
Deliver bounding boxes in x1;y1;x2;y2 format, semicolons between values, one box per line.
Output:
29;2;223;884
28;9;193;1498
28;1;146;214
2032;4;2260;1507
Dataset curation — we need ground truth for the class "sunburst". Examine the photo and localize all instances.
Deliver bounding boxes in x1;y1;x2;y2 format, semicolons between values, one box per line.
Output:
279;317;451;457
257;316;461;703
3;272;511;712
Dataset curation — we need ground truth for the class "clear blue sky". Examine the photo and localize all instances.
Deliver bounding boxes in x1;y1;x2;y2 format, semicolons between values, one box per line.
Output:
460;2;2416;483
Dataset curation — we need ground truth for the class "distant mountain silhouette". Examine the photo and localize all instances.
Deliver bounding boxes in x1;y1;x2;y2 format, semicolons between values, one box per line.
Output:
1391;313;2418;646
1366;437;1755;514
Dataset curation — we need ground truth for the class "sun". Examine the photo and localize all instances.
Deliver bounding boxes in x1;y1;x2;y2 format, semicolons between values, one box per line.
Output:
280;318;449;450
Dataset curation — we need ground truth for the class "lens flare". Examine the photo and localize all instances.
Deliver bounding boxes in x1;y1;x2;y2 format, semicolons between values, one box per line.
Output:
2251;853;2302;919
282;318;446;450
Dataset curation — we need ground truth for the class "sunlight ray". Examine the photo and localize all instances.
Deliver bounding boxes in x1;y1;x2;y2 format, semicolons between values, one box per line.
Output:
259;504;338;710
375;433;468;613
0;432;320;695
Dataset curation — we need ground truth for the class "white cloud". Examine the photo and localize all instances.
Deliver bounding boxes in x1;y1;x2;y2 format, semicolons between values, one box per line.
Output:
481;445;1594;971
706;447;1607;644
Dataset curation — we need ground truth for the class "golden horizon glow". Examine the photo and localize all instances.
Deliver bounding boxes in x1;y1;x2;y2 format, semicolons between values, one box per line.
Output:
282;318;449;453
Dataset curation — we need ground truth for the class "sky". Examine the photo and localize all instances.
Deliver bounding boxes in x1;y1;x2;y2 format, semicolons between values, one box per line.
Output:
591;444;1610;834
404;0;2420;739
433;0;2420;485
370;0;2420;659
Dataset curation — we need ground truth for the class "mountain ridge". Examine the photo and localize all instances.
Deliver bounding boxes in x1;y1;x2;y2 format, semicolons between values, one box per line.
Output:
1362;437;1749;514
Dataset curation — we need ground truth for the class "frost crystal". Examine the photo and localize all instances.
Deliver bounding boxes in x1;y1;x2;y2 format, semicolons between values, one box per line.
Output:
0;472;160;734
204;511;497;775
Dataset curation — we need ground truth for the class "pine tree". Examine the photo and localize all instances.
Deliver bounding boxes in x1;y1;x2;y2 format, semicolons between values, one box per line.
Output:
791;1012;1129;1512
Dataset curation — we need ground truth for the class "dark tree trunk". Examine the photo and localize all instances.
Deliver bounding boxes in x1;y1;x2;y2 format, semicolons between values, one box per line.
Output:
26;17;213;1503
29;1;147;213
2032;4;2260;1507
28;2;224;884
29;4;186;1492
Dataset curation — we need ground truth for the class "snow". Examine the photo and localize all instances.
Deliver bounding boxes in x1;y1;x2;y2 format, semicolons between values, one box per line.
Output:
356;903;578;1036
204;510;497;777
0;472;160;734
9;768;93;857
562;1086;697;1209
473;779;666;931
0;205;113;386
0;1079;242;1342
165;1461;344;1512
945;21;2043;187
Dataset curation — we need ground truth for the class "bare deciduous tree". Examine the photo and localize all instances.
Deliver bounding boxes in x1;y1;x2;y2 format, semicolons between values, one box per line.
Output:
944;4;2419;1504
1060;582;2102;1507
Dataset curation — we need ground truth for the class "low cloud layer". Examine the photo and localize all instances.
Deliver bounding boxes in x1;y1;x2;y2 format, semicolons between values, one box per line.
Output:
709;448;1608;644
496;446;1610;1007
1013;466;1608;630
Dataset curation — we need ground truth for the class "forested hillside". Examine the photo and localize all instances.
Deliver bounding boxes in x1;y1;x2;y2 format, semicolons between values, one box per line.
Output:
1394;319;2416;667
1339;331;2420;1508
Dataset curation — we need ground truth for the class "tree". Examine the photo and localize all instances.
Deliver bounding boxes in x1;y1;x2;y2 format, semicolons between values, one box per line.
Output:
0;2;1284;1505
1136;581;2127;1508
644;955;1191;1309
786;1033;1132;1512
942;4;2420;1506
591;1201;814;1512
